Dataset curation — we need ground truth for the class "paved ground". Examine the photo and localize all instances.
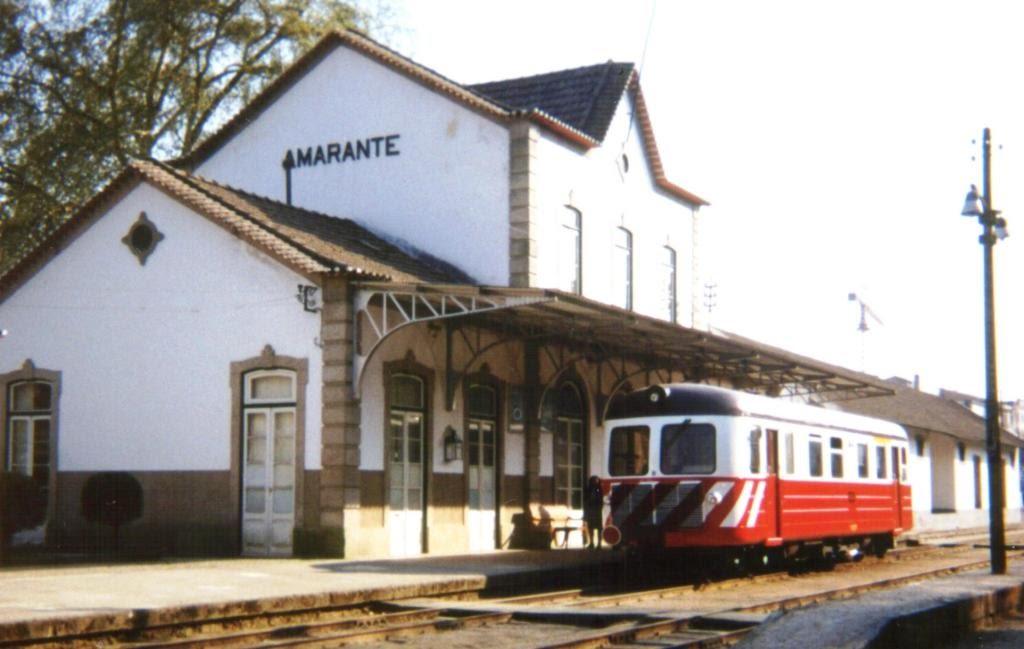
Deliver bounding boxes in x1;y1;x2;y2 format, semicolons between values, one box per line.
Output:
737;563;1024;648
0;548;622;643
3;530;1024;647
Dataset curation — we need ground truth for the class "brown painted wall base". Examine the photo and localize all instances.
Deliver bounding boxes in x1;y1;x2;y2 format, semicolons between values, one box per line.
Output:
52;471;235;557
50;469;328;558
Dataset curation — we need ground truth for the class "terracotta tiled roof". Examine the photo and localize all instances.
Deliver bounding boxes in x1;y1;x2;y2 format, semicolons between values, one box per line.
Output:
469;62;634;142
0;160;472;302
834;384;1022;446
140;161;474;284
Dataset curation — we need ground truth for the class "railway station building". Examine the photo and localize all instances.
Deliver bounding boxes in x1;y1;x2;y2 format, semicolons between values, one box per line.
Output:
0;30;995;560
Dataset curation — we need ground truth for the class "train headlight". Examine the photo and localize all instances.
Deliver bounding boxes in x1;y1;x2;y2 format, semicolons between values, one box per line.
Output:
705;492;722;507
602;525;622;546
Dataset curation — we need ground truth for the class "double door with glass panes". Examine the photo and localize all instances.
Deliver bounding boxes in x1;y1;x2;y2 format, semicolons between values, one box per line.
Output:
389;410;424;556
466;417;496;551
242;371;296;556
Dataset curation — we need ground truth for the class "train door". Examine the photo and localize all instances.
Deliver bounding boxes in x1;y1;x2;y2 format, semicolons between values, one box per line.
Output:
766;429;782;539
891;446;905;529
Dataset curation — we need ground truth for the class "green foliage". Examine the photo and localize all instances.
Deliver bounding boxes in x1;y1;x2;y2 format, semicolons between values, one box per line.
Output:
0;0;371;270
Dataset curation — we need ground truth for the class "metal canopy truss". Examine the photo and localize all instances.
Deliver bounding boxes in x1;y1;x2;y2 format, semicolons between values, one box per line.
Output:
353;283;555;396
352;282;894;404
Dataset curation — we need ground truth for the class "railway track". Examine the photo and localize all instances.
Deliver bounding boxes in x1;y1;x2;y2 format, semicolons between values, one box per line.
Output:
10;543;1018;649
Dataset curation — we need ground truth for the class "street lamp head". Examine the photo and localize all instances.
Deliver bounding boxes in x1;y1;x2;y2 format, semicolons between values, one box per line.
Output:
995;217;1009;241
962;184;985;217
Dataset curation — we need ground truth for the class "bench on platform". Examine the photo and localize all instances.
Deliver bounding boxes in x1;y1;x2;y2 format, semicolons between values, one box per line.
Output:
530;504;587;548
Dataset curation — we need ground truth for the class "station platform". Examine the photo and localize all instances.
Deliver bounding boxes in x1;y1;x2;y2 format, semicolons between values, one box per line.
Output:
0;548;622;644
2;542;1023;647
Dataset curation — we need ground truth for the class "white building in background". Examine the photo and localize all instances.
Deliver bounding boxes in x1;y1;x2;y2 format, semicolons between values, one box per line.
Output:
836;381;1023;532
0;29;915;560
940;388;1024;439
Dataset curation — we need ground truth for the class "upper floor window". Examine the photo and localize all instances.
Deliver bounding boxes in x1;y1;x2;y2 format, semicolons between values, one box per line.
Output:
662;246;677;323
559;207;582;294
613;227;632;310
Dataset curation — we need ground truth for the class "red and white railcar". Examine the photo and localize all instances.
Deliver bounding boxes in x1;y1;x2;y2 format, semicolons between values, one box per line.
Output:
601;384;911;563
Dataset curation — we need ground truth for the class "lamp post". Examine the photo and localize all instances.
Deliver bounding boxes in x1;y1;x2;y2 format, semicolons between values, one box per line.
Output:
961;127;1010;574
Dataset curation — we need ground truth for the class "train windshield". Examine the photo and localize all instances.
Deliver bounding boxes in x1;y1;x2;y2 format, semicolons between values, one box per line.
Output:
660;422;716;475
608;425;650;476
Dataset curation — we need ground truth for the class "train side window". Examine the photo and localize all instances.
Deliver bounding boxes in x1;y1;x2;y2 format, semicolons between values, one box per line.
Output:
900;447;908;481
661;422;716;475
857;443;869;478
785;432;795;475
830;437;844;478
809;435;823;477
749;426;762;473
891;447;899;480
608;425;650;476
876;446;887;479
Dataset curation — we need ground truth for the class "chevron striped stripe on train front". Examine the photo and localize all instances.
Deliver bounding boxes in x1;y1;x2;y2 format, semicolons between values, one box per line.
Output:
609;481;705;529
609;479;769;533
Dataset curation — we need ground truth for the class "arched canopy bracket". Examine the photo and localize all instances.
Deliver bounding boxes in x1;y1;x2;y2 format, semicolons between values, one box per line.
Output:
444;322;522;411
353;283;555;397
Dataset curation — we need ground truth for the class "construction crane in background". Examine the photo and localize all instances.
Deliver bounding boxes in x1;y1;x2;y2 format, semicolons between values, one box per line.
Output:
848;292;884;332
848;292;883;371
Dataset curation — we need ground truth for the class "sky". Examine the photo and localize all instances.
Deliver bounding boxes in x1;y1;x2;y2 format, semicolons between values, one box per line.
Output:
374;0;1023;401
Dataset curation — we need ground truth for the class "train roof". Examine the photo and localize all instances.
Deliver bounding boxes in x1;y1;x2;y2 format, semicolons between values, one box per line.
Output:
606;383;908;440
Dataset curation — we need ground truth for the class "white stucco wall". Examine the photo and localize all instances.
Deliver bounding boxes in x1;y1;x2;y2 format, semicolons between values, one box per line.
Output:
908;439;933;514
195;45;510;286
945;442;1023;512
532;95;697;326
0;183;323;471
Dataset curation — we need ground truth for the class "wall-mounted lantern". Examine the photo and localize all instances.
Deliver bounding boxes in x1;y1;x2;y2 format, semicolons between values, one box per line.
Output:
443;426;463;463
296;284;321;313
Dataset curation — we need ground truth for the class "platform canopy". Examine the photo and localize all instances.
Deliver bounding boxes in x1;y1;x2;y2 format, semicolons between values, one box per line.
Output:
353;282;894;404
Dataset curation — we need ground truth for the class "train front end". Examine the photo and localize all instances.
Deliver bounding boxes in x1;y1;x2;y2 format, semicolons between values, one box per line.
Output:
601;384;771;552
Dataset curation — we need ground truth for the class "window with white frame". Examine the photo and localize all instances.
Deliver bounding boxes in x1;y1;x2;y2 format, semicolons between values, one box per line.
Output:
613;227;633;310
748;426;762;473
830;437;844;477
6;381;54;500
662;245;677;322
558;207;582;294
554;383;585;510
809;435;823;477
784;431;795;475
